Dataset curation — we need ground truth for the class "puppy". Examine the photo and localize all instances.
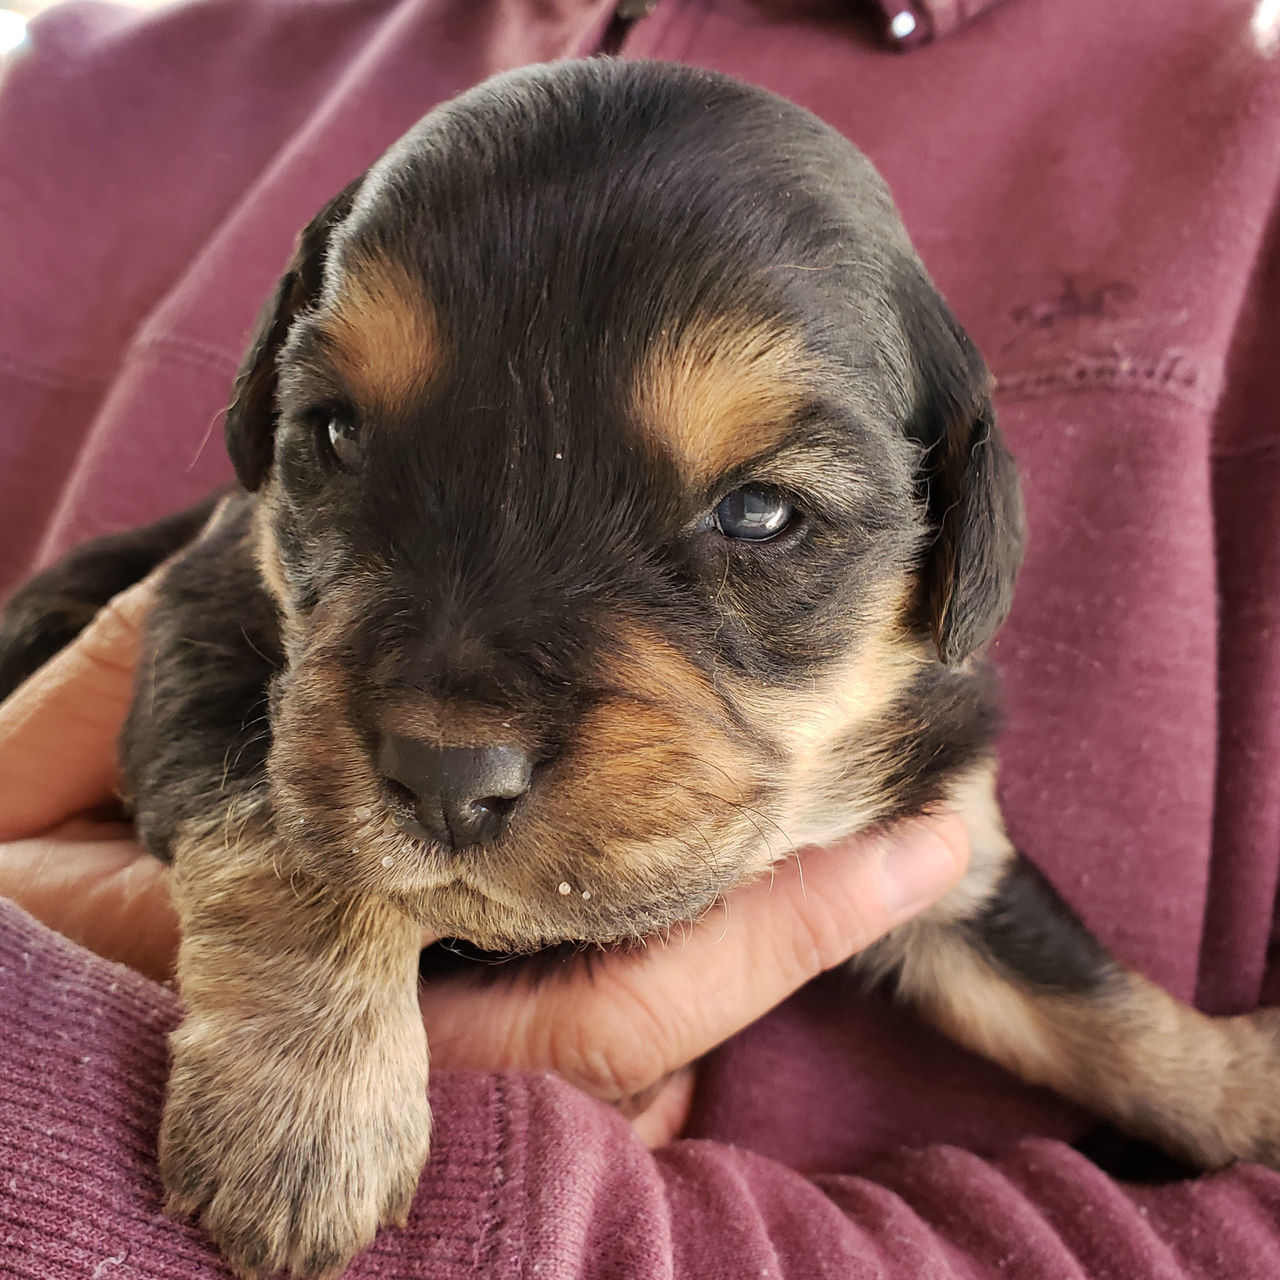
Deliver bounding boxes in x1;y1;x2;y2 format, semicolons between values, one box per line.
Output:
3;58;1280;1280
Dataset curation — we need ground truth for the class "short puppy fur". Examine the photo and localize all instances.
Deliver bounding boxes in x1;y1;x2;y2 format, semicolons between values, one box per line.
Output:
4;59;1280;1279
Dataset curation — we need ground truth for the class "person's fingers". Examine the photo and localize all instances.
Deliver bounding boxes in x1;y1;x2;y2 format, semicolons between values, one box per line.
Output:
0;576;157;841
421;816;969;1101
626;1066;697;1148
0;826;177;981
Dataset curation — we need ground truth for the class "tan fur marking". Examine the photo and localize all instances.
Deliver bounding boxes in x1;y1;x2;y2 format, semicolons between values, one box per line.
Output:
728;580;930;856
920;761;1014;924
250;496;308;662
318;252;442;413
633;318;818;487
252;503;289;610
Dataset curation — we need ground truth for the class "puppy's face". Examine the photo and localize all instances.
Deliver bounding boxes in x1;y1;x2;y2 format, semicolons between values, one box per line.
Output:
227;62;1022;951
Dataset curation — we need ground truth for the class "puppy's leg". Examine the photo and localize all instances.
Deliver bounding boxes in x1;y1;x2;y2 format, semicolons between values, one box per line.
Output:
0;492;224;700
161;813;430;1280
864;767;1280;1170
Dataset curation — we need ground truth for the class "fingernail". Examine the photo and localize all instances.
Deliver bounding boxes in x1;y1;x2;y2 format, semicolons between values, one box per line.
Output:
879;824;962;917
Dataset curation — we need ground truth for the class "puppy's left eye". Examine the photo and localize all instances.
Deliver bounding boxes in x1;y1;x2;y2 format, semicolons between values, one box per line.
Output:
713;486;796;541
318;407;363;471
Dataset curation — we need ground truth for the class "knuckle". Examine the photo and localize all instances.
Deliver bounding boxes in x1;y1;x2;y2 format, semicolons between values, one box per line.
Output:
546;993;669;1102
76;595;147;677
784;889;879;979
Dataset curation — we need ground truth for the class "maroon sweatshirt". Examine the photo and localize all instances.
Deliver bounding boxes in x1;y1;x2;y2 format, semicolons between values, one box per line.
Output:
3;0;1280;1275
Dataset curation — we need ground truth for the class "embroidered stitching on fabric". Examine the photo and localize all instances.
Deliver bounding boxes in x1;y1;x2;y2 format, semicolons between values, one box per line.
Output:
996;346;1216;409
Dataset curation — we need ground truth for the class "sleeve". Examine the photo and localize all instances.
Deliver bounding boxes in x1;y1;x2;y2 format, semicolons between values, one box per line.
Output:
3;898;1280;1280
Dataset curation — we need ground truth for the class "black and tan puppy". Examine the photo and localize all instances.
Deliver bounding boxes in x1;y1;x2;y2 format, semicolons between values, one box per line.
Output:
3;58;1280;1279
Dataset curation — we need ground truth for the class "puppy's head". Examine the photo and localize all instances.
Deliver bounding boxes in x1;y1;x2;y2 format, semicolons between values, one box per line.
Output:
225;60;1022;950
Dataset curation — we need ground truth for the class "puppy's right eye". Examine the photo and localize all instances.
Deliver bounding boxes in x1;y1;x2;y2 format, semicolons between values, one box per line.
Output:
316;406;363;471
712;486;796;542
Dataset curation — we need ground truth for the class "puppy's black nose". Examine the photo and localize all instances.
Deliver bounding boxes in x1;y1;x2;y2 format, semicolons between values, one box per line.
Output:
378;738;533;849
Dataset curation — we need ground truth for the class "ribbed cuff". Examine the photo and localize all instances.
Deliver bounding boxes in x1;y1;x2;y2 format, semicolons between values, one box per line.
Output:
0;900;522;1278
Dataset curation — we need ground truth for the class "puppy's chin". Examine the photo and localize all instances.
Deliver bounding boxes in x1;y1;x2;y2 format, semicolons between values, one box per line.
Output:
386;875;736;953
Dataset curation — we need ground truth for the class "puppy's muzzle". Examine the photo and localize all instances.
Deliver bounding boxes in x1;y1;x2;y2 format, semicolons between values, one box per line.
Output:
378;737;534;848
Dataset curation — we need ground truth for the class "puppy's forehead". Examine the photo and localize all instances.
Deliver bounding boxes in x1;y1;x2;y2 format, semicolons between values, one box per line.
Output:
322;234;821;490
313;61;920;497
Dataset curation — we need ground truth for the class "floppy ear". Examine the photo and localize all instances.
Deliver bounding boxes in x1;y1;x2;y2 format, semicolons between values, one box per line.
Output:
225;177;364;491
898;274;1025;665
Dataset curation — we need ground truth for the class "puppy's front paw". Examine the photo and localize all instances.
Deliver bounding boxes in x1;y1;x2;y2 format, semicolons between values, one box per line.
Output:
161;1021;431;1279
1229;1006;1280;1169
1150;1006;1280;1172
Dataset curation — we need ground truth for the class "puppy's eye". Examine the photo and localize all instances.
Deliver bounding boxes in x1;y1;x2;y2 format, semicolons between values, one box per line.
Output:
318;407;362;471
712;486;795;541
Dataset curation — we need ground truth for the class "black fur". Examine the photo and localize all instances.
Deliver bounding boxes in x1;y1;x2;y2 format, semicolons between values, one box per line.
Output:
0;493;222;702
118;495;281;861
860;660;1007;826
971;855;1115;995
226;182;363;493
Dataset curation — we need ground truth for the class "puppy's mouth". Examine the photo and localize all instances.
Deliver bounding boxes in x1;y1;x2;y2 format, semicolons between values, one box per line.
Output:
418;933;645;984
393;866;738;954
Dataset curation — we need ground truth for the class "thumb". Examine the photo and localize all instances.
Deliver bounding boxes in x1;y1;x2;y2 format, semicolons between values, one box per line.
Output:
0;575;156;840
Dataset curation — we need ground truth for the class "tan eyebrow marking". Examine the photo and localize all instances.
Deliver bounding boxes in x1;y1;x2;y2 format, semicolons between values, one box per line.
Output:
631;316;818;489
316;250;444;414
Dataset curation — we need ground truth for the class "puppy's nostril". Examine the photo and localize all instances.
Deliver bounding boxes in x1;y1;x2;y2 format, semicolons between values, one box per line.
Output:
378;738;533;850
474;793;518;820
384;778;420;813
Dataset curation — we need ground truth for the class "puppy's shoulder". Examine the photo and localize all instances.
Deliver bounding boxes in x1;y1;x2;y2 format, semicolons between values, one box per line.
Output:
123;490;282;860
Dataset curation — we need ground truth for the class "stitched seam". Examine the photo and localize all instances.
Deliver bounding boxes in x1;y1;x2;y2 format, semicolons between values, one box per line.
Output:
995;377;1216;409
134;333;241;378
0;336;239;395
472;1075;510;1274
994;358;1218;409
0;346;112;395
493;1073;528;1280
1211;435;1280;462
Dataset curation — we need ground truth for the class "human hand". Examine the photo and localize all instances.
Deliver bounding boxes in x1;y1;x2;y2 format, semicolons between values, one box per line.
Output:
0;575;179;979
0;580;970;1143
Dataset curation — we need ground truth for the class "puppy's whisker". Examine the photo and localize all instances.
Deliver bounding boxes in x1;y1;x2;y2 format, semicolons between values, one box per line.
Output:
688;753;755;806
237;627;275;667
713;895;732;944
656;774;787;864
219;709;271;792
185;407;225;473
792;847;807;903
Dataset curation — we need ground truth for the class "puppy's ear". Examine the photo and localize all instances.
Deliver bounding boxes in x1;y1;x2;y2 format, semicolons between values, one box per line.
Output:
898;273;1025;665
225;177;363;490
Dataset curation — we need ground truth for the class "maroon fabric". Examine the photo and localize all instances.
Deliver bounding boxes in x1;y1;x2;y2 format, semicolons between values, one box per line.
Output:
8;897;1280;1280
3;0;1280;1274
